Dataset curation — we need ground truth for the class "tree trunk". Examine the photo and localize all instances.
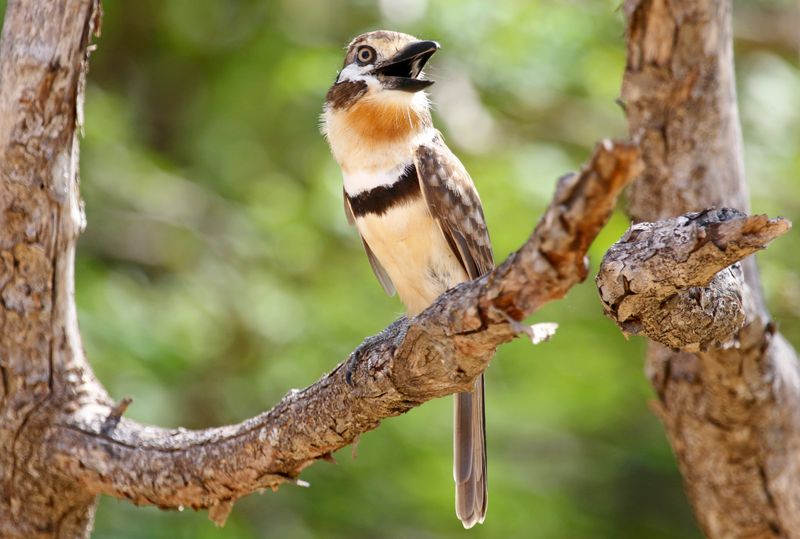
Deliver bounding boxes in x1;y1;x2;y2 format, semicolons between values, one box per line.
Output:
0;1;102;537
618;0;800;536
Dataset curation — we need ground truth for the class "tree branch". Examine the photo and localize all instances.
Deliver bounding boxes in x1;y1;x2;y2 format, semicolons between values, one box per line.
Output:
597;208;791;351
48;141;642;524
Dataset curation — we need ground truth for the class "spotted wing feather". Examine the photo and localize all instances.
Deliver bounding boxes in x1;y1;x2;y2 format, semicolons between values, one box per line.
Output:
413;134;493;280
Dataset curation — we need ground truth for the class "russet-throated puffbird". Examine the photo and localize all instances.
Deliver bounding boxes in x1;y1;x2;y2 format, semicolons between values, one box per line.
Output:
322;31;493;528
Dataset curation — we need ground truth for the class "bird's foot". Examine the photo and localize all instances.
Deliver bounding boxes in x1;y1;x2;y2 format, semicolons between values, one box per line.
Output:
344;347;364;387
344;317;407;387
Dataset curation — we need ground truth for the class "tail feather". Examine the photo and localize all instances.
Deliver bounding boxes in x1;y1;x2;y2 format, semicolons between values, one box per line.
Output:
454;375;487;528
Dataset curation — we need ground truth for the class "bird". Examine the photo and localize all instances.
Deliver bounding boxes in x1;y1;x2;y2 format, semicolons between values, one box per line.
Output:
321;30;493;528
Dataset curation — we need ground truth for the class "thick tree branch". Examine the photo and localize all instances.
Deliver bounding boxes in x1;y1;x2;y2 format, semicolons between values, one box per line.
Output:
597;208;790;351
47;141;642;524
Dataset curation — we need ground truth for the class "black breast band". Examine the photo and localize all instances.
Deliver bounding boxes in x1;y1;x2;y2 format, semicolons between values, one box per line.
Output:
347;165;421;218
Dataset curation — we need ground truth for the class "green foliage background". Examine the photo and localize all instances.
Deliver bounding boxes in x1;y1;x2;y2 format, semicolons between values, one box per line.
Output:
6;0;800;537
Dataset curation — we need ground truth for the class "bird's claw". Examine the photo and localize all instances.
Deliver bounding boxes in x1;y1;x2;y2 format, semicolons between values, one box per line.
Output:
344;336;383;386
344;348;363;387
344;318;407;387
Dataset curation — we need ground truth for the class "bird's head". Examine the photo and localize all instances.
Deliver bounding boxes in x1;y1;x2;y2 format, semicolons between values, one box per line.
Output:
326;31;439;111
322;31;439;168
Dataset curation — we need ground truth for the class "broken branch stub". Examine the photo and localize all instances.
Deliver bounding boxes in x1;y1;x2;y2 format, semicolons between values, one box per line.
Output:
596;208;791;351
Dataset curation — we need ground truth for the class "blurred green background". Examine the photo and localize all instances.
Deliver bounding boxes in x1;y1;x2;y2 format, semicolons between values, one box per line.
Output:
7;0;800;537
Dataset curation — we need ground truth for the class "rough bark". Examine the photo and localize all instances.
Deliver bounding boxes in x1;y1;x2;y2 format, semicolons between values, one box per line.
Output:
0;1;102;538
0;0;646;535
598;208;789;351
609;0;800;537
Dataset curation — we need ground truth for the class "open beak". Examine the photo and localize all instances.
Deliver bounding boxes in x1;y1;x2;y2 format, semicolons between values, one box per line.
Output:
373;40;439;92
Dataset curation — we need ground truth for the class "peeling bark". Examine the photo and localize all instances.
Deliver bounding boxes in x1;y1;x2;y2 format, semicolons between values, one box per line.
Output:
612;1;800;537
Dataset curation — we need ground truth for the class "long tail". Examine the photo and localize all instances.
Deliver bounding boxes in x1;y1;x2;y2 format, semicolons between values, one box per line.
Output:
454;374;487;528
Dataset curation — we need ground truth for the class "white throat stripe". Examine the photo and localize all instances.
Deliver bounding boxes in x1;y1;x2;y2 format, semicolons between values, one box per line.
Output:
343;162;414;196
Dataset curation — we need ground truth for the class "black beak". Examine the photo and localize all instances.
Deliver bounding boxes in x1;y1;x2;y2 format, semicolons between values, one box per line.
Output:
373;40;439;93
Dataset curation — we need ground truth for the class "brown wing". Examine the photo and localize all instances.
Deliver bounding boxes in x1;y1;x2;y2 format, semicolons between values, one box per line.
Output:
343;189;396;296
416;135;492;527
414;135;494;280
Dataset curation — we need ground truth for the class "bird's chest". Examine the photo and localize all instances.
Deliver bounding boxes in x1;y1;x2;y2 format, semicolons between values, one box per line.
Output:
356;198;434;251
344;164;434;253
355;196;467;315
344;165;468;314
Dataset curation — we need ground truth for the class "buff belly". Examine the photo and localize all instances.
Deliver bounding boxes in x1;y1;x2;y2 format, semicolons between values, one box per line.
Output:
355;197;468;316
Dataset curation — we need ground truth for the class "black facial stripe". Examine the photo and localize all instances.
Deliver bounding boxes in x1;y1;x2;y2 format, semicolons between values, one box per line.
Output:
347;165;421;218
326;80;367;110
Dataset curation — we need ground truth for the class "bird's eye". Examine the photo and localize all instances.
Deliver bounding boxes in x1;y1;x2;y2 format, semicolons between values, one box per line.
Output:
356;46;376;65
